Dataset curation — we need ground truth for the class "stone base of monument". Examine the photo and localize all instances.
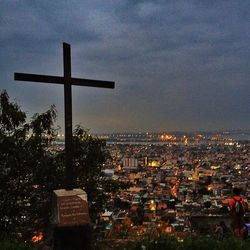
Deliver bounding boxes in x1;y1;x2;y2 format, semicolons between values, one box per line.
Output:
51;189;92;250
53;224;92;250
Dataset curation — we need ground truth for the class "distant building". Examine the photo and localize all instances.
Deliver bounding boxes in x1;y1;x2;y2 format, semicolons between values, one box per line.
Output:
122;157;138;168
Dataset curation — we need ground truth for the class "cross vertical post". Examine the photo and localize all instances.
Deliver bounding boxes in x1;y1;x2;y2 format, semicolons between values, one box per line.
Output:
63;43;74;190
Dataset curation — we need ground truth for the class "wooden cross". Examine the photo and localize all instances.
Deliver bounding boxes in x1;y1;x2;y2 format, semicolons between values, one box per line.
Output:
14;42;115;190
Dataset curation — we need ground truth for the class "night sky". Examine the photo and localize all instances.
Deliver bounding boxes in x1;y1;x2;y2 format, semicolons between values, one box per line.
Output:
1;0;250;133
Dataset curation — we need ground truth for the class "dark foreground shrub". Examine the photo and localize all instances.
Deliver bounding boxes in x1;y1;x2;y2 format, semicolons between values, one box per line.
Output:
126;235;179;250
126;235;250;250
180;236;250;250
0;240;36;250
180;236;218;250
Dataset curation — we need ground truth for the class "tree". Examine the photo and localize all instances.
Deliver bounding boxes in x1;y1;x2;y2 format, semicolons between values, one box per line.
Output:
0;90;128;240
72;126;130;221
0;90;63;240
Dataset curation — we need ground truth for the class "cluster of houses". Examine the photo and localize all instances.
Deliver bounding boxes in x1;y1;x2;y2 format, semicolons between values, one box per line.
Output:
98;140;250;238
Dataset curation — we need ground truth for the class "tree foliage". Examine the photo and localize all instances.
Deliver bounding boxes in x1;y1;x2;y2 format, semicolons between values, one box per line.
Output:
0;90;128;240
72;125;130;221
0;90;63;239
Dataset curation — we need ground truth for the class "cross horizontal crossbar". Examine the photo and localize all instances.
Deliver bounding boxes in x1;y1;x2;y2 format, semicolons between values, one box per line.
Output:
14;72;115;89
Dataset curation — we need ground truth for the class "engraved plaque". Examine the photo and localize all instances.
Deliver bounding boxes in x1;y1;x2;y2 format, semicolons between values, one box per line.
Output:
53;189;91;227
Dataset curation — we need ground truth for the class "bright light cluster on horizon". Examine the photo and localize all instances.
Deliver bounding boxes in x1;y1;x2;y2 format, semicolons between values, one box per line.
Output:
160;134;177;141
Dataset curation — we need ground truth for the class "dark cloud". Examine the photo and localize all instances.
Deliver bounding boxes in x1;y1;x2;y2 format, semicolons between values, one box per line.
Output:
0;0;250;132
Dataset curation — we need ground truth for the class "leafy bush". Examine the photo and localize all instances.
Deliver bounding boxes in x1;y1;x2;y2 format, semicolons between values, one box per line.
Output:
125;235;250;250
0;240;36;250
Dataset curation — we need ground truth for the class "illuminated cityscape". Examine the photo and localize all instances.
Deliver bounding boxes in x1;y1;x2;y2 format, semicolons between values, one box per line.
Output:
97;132;250;238
52;131;250;239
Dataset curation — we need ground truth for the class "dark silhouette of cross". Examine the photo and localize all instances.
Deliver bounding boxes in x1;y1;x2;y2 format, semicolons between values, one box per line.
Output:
14;42;115;190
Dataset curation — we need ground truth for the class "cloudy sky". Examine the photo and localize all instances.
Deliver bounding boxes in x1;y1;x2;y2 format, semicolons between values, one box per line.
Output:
1;0;250;133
